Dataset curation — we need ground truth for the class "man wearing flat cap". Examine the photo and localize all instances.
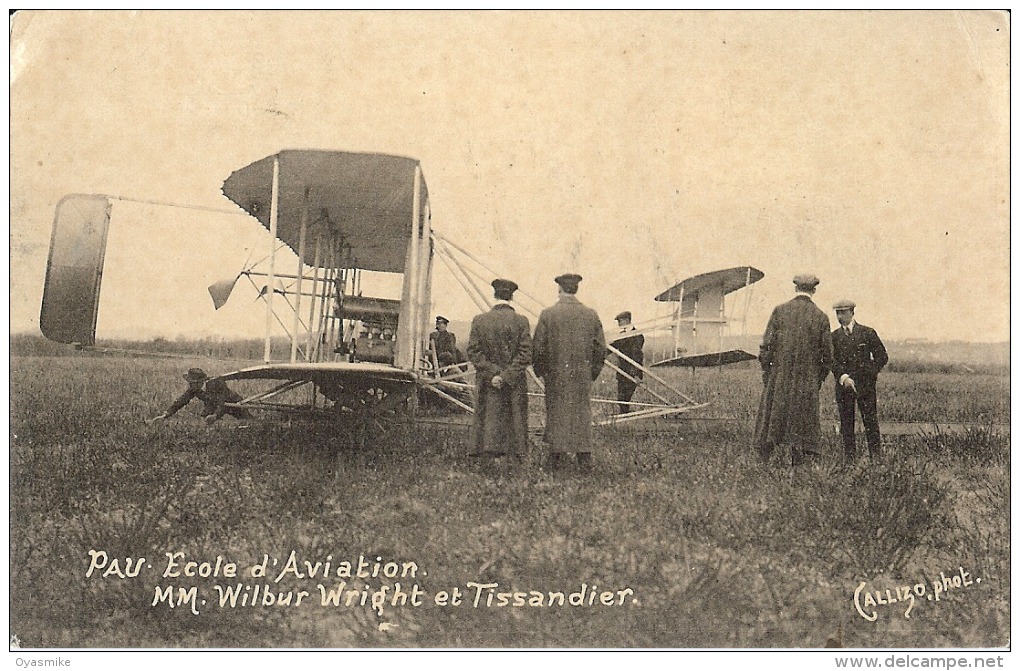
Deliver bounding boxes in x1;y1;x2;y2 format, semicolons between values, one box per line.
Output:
610;311;644;414
150;368;252;424
466;279;533;459
532;273;606;470
831;299;888;461
430;315;465;370
752;273;833;465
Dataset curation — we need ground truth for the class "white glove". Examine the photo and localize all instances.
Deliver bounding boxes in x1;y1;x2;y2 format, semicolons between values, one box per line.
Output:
840;375;857;394
490;375;504;389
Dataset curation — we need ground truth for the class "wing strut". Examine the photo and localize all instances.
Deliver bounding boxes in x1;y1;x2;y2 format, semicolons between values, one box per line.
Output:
263;156;281;363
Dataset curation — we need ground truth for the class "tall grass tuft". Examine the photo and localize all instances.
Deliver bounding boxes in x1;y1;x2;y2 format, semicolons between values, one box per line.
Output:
915;423;1009;467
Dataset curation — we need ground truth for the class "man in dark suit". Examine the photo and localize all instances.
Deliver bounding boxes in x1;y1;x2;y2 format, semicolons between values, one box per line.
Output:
466;279;533;459
610;311;644;414
831;299;889;461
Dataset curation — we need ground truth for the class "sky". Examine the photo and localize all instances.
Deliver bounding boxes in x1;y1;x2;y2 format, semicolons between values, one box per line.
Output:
9;10;1011;343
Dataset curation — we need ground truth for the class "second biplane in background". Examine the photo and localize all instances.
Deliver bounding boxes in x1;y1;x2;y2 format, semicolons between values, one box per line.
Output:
609;266;764;369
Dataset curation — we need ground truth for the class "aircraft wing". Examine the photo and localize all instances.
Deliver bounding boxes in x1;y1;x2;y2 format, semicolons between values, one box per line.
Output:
651;349;757;368
221;150;428;274
654;266;764;304
219;362;416;385
216;361;419;411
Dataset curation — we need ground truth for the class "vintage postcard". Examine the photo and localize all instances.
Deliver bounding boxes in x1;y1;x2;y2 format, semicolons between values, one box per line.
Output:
8;10;1011;666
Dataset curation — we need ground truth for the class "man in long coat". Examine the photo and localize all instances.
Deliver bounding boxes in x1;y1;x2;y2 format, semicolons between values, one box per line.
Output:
466;279;533;458
532;273;606;470
831;298;889;461
752;274;833;465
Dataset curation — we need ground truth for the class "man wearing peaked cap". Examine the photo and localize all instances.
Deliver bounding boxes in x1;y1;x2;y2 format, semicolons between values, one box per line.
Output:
793;273;820;291
554;273;582;293
491;278;519;297
430;315;464;369
752;272;833;465
610;310;644;414
183;367;209;383
150;368;251;424
466;278;532;462
831;299;888;462
532;273;606;471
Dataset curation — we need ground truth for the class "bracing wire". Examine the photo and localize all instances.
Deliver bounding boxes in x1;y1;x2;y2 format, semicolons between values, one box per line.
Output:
109;195;252;217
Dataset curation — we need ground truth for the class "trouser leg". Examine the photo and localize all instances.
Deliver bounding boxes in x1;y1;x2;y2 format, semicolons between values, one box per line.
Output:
576;452;593;471
836;389;857;460
617;377;637;414
545;452;567;471
857;386;882;460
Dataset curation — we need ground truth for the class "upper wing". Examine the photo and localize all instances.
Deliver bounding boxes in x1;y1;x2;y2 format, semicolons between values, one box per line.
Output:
221;150;428;274
654;266;765;306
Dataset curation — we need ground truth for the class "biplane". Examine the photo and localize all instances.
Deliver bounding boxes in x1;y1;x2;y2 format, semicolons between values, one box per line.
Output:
40;149;705;428
606;266;764;369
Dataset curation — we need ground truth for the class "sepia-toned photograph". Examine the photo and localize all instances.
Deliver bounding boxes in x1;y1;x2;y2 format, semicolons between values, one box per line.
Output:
8;9;1010;663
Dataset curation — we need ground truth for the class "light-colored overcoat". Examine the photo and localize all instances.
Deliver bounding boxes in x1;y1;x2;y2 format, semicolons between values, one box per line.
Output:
752;294;833;456
466;304;533;455
532;294;606;453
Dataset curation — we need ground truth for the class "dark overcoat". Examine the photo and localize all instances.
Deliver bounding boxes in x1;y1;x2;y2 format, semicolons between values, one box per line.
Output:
752;295;833;456
532;295;606;453
466;304;533;455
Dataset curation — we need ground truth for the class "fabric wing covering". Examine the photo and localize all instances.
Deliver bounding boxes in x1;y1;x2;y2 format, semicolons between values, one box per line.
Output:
654;265;764;316
652;349;758;368
221;150;428;273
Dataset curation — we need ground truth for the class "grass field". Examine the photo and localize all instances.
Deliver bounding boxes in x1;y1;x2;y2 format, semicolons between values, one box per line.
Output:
9;354;1009;648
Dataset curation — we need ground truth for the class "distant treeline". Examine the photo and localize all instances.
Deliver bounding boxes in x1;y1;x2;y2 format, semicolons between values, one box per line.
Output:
887;340;1009;374
884;358;1007;375
10;333;272;361
10;332;1008;375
